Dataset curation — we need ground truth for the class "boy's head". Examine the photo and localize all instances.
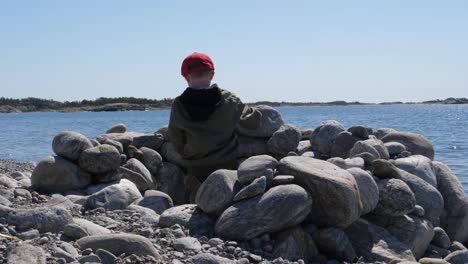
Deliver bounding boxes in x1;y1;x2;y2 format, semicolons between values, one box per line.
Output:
181;52;215;89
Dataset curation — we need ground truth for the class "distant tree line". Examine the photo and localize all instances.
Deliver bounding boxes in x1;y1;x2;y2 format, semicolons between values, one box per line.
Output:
0;97;174;112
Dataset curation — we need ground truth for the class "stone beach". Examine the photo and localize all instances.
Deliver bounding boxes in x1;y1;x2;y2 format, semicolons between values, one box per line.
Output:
1;106;468;264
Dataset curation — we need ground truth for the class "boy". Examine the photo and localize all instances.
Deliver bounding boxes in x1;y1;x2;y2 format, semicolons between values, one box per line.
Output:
167;52;261;202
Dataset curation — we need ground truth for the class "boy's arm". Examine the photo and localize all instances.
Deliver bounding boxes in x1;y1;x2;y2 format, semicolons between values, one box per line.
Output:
238;102;262;129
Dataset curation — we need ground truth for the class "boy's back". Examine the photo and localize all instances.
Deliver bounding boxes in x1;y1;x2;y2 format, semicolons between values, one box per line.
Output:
167;52;260;201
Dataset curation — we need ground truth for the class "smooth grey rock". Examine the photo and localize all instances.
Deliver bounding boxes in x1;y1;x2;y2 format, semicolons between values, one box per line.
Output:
433;161;468;243
372;215;434;259
0;195;12;206
330;131;360;158
196;169;241;215
373;178;416;216
272;175;295;185
31;155;91;193
215;184;312;240
154;162;186;205
237;155;278;185
132;133;164;151
64;218;111;239
348;125;372;140
52;247;77;262
374;128;398;139
122;158;154;191
139;147;162;175
6;243;46;264
278;156;361;228
432;227;451;249
127;204;160;225
297;140;313;155
79;144;121;174
173;237;202;251
267;124;301;157
385;141;407;155
106;123;127;134
394;155;437;187
272;226;318;262
97;133;133;149
350;141;381;160
76;233;160;259
237;105;284;138
95;249;118;264
312;227;356;263
0;204;73;233
52;131;93;161
381;131;435;160
444;250;468;264
159;204;214;237
347;168;379;215
327;157;364;170
364;139;390;160
373;159;444;224
134;190;173;214
78;254;101;263
17;229;40;240
85;179;142;211
233;176;266;201
0;174;17;188
309;120;346;156
345;218;416;263
96;138;124;154
190;253;234;264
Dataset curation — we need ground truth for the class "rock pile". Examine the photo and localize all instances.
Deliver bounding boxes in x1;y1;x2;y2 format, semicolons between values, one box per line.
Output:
1;105;468;264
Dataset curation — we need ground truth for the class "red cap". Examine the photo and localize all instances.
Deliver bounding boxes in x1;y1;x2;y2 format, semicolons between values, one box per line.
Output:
181;52;215;77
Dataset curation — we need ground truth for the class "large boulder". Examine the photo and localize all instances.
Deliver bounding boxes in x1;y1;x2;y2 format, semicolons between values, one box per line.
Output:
373;160;444;224
277;156;361;227
0;204;73;233
330;131;360;158
433;161;468;243
394;155;437;187
309;120;345;156
364;139;390;160
131;133;164;151
106;123;128;134
267;124;301;157
272;226;318;262
121;158;155;191
350;141;381;160
78;144;121;174
236;105;284;138
76;234;160;259
159;204;214;237
31;156;91;193
237;155;278;185
159;142;184;167
64;218;111;239
52;131;93;161
139;147;162;175
373;178;416;217
369;215;434;259
215;184;312;240
345;218;416;263
84;179;142;211
312;227;356;263
381;131;435;160
134;190;173;215
195;169;241;215
347;168;379;215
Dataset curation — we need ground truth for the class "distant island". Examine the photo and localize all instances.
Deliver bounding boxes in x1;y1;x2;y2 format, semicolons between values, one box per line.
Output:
1;96;467;113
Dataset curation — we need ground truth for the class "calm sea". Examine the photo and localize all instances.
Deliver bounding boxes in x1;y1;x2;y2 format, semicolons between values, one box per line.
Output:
1;104;467;191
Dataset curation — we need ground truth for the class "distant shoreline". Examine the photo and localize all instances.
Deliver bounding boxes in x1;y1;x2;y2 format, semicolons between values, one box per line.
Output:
1;97;467;114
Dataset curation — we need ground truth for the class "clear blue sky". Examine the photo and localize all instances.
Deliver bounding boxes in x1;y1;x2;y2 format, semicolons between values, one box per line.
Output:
1;1;467;103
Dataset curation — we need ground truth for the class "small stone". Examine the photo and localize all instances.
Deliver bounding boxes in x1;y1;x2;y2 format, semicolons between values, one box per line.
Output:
173;237;202;251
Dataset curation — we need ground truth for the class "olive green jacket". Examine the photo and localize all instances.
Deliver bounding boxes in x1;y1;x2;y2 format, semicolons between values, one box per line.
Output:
167;88;260;168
